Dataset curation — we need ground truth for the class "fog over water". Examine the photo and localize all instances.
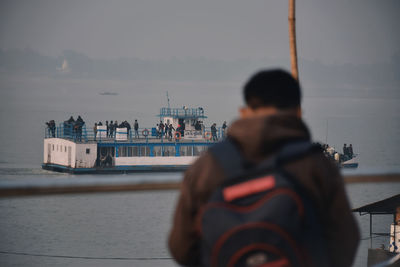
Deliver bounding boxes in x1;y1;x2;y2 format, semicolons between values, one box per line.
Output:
0;1;399;267
0;73;399;171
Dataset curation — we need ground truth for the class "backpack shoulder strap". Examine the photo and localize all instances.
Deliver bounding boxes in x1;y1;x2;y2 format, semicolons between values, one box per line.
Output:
277;140;320;163
208;138;245;178
209;138;321;179
255;140;321;170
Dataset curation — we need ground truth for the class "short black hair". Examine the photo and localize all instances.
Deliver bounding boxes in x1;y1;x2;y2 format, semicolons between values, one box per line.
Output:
243;69;301;109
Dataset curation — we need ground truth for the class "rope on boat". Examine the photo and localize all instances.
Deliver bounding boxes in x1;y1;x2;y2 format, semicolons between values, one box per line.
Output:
0;250;172;260
360;234;390;241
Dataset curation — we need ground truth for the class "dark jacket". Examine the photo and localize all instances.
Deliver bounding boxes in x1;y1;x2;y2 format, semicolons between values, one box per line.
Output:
168;114;359;267
210;125;217;134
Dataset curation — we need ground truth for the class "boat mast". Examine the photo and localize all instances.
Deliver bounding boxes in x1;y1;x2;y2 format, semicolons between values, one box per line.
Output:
289;0;299;81
325;119;329;144
166;91;171;115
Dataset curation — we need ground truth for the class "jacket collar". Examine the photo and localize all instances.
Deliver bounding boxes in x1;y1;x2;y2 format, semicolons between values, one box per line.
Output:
227;114;311;162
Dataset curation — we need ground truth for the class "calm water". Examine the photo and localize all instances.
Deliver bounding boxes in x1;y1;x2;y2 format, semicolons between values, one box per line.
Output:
0;175;399;267
0;75;399;266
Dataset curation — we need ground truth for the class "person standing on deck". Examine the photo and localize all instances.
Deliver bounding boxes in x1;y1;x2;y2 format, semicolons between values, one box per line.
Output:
46;120;56;137
93;123;97;141
168;69;359;267
106;121;109;137
134;119;139;139
113;121;118;138
65;116;75;138
75;116;85;142
181;121;186;137
125;120;131;139
164;123;169;138
168;124;175;141
348;144;354;158
159;121;165;138
210;123;218;141
221;121;227;138
343;143;348;159
109;120;114;138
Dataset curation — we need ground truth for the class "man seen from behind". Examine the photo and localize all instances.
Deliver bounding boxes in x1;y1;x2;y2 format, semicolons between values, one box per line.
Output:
168;69;359;267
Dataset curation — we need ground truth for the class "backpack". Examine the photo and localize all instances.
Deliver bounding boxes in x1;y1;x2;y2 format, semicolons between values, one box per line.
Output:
199;139;330;267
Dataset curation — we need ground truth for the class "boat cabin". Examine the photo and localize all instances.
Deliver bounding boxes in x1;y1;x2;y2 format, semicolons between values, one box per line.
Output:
158;107;206;139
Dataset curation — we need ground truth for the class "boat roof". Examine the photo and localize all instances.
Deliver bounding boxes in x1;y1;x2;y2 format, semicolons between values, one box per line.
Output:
352;194;400;214
158;107;207;119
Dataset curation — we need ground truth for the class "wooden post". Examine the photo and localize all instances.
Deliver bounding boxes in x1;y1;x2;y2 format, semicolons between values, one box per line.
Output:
395;207;400;253
289;0;299;81
370;214;373;248
0;174;399;198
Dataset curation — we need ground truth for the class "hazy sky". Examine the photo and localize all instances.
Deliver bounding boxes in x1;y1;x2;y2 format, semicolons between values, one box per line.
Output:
0;0;399;65
0;0;399;172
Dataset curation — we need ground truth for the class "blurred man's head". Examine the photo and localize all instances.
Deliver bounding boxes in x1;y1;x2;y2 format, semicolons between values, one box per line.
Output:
240;69;301;118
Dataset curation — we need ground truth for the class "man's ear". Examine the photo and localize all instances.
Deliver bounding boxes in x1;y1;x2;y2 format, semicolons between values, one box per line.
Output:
296;106;302;118
239;107;253;118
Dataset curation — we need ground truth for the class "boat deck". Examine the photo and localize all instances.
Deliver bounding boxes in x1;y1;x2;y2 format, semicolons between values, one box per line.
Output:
50;137;218;145
93;137;215;143
45;124;222;144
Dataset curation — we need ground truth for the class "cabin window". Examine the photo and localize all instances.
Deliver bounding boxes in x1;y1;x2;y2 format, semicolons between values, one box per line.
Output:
118;146;128;157
153;146;163;157
116;146;140;157
86;148;90;154
52;144;54;151
153;146;175;156
123;146;137;157
180;146;192;156
194;146;207;156
163;146;175;157
65;146;67;152
132;146;139;156
140;146;150;157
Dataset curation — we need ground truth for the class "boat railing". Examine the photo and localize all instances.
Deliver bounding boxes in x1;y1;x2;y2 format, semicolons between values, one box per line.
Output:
44;124;226;143
44;122;89;142
159;107;207;118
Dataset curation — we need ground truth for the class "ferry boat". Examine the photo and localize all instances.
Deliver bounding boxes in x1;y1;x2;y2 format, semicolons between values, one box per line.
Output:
42;107;222;174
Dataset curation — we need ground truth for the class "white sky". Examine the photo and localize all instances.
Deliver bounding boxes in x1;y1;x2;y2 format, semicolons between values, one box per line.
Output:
0;0;399;65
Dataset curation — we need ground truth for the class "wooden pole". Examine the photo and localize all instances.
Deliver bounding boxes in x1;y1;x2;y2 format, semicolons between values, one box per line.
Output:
396;207;400;225
0;174;399;198
289;0;299;81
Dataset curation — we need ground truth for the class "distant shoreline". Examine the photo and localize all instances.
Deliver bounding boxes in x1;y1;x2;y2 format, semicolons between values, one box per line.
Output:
345;173;400;183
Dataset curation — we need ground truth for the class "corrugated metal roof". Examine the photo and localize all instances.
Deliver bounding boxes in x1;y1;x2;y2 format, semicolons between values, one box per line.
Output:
352;194;400;214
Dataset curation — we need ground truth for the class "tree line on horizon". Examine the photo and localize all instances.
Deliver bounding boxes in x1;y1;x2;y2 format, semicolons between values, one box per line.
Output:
0;48;399;90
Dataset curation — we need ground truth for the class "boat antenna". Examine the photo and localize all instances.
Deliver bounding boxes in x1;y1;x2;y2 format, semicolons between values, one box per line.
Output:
325;119;328;144
166;91;171;115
